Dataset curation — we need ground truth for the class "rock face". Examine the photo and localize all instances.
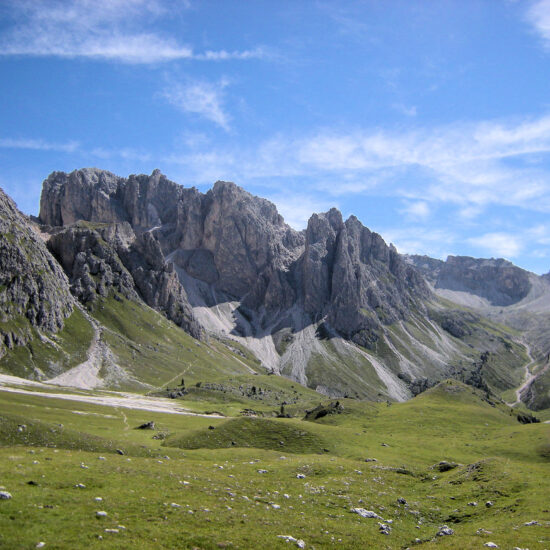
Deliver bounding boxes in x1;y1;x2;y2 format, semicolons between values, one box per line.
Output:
0;187;73;356
46;221;203;339
39;168;429;350
299;209;429;347
407;255;531;306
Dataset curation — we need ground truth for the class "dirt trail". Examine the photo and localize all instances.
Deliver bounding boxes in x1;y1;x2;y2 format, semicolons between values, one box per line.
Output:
0;382;223;417
506;341;544;407
47;307;106;389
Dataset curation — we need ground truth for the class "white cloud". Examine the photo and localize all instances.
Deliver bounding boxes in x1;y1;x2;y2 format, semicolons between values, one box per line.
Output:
526;0;550;48
400;201;430;220
467;232;523;258
0;137;79;153
162;79;231;130
0;1;265;64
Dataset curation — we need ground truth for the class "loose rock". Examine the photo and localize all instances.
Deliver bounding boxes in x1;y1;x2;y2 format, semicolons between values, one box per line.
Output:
351;508;382;519
436;525;454;536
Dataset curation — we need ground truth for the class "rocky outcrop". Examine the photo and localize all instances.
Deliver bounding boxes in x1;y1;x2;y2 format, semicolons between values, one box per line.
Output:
46;221;203;339
407;254;531;306
0;187;73;356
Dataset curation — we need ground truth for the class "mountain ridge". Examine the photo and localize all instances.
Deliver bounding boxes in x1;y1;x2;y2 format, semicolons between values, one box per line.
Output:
1;168;547;407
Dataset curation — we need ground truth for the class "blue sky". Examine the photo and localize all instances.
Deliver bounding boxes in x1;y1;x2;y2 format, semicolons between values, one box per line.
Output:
2;1;550;273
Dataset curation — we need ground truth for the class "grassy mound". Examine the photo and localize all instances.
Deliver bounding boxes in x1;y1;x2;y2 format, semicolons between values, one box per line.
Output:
166;416;331;454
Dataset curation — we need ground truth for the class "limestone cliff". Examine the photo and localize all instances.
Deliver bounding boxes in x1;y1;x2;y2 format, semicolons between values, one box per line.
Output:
0;187;74;357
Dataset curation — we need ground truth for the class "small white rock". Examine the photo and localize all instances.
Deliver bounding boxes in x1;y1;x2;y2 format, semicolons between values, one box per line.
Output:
484;543;498;548
351;508;381;519
296;474;306;479
96;511;108;518
36;543;46;548
94;497;103;502
0;491;12;500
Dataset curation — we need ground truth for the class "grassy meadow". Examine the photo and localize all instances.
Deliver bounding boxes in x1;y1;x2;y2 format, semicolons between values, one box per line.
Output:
0;380;548;549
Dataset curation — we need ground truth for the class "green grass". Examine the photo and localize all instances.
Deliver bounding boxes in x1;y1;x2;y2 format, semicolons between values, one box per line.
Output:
0;307;94;379
0;377;548;549
91;296;259;390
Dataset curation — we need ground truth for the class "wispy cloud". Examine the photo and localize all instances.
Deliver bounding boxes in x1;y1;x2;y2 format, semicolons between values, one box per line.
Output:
467;232;523;258
380;226;457;259
161;113;550;216
525;0;550;48
0;137;79;153
400;200;430;220
0;1;266;64
162;79;231;130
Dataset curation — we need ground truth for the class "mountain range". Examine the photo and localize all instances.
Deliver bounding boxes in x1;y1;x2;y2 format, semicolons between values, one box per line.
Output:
1;168;549;410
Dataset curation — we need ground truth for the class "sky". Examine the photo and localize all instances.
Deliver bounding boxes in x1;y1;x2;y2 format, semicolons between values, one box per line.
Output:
2;1;550;273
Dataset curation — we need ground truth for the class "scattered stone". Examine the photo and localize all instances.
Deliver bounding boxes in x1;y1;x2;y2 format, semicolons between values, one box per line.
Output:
484;543;498;548
136;421;155;430
98;456;106;460
381;443;389;447
208;425;216;430
0;491;12;500
171;503;181;508
17;425;27;432
436;525;454;536
434;461;458;472
524;520;539;526
257;469;268;474
116;449;124;455
296;474;306;479
364;458;377;462
397;497;407;505
485;501;494;508
96;511;108;518
351;508;382;519
467;501;478;506
27;481;39;486
477;529;493;535
104;529;119;533
75;483;86;489
277;535;305;548
271;503;281;509
94;497;103;502
378;522;391;535
36;543;46;548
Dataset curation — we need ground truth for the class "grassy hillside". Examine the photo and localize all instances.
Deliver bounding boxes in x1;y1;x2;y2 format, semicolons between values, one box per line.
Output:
0;307;94;379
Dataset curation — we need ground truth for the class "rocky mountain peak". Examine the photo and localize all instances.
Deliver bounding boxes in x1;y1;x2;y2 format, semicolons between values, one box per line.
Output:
407;254;532;306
